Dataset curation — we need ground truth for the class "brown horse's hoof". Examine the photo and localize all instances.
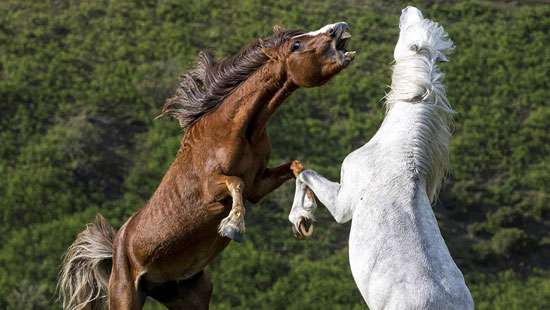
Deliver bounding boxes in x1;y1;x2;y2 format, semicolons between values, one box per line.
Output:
222;227;242;242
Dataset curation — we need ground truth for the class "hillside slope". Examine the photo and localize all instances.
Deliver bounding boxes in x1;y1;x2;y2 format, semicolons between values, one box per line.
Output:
0;1;548;309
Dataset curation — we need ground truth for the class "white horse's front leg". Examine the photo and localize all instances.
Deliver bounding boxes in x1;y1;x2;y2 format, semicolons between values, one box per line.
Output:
289;178;317;238
298;169;353;224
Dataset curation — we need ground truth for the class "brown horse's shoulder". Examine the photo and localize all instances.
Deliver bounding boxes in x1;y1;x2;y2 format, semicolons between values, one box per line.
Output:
250;131;271;155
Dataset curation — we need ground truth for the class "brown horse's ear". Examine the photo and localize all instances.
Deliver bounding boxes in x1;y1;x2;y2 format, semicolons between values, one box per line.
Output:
259;38;278;60
273;25;285;34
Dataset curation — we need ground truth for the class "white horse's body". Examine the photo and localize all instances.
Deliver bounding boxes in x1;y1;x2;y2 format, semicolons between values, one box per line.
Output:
290;7;474;309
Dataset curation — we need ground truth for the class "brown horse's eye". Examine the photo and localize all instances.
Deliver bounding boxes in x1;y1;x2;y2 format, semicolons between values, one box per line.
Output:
290;41;301;52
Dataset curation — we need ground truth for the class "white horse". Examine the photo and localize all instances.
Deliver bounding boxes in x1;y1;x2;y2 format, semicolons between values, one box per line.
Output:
289;7;474;310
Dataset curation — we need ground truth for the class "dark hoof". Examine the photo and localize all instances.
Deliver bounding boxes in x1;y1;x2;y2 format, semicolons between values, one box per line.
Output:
222;227;242;242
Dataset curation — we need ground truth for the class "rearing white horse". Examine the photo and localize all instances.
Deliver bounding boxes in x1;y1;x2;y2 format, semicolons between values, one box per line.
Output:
289;7;474;310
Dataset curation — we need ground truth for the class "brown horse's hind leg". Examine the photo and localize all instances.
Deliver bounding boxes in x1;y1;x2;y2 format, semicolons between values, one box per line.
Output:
217;175;245;242
148;271;212;310
108;234;146;309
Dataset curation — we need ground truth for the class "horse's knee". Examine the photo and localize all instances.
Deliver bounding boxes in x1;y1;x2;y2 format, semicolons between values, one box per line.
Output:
148;271;212;310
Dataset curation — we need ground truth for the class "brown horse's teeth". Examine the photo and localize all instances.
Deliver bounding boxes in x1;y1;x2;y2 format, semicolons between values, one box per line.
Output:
341;31;352;39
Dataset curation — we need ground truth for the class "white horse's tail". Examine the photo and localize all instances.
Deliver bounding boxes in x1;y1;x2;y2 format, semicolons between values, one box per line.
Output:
58;214;115;310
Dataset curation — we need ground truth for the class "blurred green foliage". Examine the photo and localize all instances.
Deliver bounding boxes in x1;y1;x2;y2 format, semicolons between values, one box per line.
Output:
0;0;548;309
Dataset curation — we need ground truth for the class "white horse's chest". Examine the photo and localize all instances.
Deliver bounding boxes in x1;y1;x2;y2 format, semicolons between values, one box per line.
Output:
343;173;473;309
341;147;467;304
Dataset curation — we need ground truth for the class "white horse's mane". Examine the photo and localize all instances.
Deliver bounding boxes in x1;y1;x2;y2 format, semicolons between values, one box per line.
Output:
384;19;455;202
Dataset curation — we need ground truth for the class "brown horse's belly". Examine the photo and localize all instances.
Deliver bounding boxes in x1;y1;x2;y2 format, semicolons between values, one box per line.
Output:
141;206;231;283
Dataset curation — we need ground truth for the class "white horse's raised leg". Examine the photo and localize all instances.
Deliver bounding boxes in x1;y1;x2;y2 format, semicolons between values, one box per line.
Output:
289;178;315;238
298;170;353;224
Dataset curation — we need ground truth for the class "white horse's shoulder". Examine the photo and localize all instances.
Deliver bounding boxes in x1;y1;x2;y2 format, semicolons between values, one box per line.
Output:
342;141;380;179
339;142;380;203
342;141;377;166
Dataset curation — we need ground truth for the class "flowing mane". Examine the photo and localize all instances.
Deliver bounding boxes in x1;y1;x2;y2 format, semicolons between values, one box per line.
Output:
162;29;304;129
384;18;454;202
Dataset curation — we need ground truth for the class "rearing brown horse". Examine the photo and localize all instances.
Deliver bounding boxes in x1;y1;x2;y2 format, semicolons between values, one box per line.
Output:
59;22;355;310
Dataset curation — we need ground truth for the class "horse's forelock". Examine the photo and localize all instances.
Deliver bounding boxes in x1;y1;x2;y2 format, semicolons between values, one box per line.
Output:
261;29;304;49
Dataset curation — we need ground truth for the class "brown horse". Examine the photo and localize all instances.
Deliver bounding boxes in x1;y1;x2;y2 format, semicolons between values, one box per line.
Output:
59;22;355;310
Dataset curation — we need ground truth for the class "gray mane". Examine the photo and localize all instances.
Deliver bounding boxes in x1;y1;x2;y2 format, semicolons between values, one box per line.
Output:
162;29;303;129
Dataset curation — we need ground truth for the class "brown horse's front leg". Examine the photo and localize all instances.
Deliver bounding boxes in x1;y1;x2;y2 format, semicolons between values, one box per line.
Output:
247;161;296;203
217;175;246;242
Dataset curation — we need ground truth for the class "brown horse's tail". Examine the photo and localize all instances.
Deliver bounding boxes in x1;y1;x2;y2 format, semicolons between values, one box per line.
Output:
58;214;115;310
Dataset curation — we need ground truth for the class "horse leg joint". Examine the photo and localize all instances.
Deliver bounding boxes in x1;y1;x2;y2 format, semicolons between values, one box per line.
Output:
218;176;246;242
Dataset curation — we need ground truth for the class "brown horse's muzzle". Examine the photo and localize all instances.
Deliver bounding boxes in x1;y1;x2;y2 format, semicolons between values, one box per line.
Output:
329;23;356;66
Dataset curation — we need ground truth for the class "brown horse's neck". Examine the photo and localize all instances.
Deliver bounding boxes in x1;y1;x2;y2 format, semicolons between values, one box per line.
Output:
214;60;296;140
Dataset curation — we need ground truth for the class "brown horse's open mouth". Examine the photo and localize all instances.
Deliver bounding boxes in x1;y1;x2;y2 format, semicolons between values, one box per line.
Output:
331;24;356;66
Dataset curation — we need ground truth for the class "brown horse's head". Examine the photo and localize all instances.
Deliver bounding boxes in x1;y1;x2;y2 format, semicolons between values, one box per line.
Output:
264;22;355;87
162;23;355;129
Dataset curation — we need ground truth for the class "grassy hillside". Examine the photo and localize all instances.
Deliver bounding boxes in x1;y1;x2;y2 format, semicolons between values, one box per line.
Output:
0;0;548;309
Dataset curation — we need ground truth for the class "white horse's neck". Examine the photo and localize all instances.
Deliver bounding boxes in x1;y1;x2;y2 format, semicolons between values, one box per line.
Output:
374;55;452;202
